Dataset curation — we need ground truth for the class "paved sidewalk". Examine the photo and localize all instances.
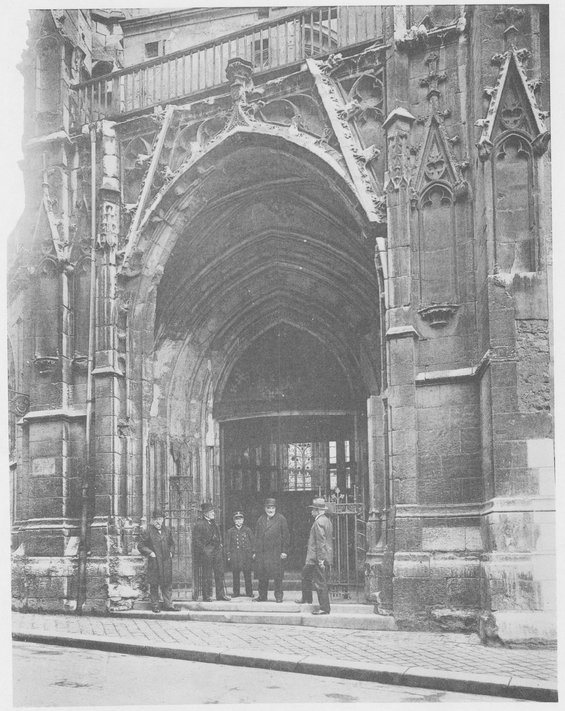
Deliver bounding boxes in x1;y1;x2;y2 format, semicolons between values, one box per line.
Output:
12;612;558;701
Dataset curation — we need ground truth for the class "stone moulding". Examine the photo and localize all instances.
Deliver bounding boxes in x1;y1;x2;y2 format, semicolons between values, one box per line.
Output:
21;408;86;423
385;325;419;340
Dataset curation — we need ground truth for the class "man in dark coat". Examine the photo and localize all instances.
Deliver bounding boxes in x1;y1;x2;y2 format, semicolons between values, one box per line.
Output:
192;502;230;601
296;497;333;615
253;498;289;602
226;511;255;597
138;509;178;613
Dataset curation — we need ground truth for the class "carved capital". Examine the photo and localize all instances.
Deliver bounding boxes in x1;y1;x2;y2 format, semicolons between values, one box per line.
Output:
418;304;460;328
72;353;88;373
34;355;60;375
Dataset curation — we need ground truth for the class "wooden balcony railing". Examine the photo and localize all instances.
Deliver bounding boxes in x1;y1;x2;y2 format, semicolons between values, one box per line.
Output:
72;6;385;124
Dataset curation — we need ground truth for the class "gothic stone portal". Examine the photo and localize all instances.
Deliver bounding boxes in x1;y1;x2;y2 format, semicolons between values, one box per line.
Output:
141;136;382;590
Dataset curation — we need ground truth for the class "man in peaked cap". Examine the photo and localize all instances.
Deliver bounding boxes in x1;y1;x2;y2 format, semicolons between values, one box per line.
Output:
225;511;255;597
138;509;178;613
253;498;289;602
192;502;230;601
296;497;333;615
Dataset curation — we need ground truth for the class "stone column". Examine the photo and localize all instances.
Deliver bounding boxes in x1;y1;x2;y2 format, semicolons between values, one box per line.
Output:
90;121;125;552
379;107;420;617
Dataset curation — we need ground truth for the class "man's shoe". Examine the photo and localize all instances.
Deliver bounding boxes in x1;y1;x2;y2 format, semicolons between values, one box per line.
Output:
294;598;309;604
162;604;178;611
152;605;160;613
311;610;330;615
253;597;267;602
216;595;231;601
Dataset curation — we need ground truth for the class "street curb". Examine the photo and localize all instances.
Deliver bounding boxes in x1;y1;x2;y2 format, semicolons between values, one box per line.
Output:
12;631;558;702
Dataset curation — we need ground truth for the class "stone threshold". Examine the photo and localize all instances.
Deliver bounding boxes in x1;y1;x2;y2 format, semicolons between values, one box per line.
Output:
111;602;396;631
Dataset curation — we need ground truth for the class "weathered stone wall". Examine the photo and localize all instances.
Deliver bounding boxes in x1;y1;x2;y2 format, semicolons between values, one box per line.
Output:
9;7;553;638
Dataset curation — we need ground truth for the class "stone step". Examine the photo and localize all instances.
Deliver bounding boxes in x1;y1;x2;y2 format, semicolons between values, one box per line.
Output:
135;599;373;615
112;606;397;631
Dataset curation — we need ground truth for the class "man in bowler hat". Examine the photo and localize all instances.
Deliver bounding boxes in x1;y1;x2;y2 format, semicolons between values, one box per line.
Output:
138;509;178;613
254;498;289;602
296;497;333;615
226;511;255;597
192;502;230;601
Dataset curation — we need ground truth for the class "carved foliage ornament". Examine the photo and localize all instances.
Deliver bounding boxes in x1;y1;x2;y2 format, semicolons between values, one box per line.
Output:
413;116;467;198
476;49;550;161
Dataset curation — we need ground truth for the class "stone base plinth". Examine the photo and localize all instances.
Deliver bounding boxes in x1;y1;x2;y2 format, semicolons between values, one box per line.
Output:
480;611;557;646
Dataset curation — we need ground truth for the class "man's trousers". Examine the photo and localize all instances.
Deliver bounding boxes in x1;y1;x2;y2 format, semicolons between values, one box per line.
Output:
149;582;173;608
201;548;227;600
258;573;284;601
231;568;253;597
301;562;330;613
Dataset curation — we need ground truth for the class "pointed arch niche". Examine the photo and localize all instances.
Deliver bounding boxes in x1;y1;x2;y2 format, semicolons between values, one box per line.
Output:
410;116;468;327
492;132;535;272
417;182;457;306
477;49;550;273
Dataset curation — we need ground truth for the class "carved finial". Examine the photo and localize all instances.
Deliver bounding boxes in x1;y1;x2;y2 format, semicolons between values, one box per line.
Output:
226;57;254;102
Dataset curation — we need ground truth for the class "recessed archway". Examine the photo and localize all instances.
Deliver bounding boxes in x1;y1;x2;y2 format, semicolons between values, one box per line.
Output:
122;129;384;585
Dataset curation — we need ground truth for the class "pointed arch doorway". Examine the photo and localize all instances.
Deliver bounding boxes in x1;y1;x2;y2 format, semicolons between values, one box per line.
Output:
216;323;367;574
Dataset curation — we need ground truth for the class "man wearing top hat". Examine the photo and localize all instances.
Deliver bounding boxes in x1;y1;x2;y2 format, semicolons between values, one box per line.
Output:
296;497;333;615
192;502;231;601
138;509;178;613
225;511;255;597
253;498;289;602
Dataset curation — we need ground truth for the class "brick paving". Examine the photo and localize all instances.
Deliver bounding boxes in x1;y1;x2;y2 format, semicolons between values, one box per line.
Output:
12;612;557;683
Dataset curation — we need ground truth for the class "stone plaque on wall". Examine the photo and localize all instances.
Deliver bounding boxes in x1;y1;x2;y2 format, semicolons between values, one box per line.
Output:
32;457;56;476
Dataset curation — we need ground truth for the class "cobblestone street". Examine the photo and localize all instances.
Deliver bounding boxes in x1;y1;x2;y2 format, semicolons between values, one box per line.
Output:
12;612;557;684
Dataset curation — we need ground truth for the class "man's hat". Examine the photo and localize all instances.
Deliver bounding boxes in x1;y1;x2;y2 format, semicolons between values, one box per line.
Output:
308;497;328;511
233;511;244;520
151;508;165;518
264;498;277;507
201;502;214;513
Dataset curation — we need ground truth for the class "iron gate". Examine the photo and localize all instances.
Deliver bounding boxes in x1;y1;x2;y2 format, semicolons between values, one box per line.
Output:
328;500;366;601
166;476;199;600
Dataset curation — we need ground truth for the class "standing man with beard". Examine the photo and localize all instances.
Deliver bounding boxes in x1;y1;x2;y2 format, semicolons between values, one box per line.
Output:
138;509;178;613
192;502;231;602
253;498;289;602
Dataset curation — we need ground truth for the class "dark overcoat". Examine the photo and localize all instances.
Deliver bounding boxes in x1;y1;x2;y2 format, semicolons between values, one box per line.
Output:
226;525;254;570
254;512;290;578
192;517;223;563
138;524;175;586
